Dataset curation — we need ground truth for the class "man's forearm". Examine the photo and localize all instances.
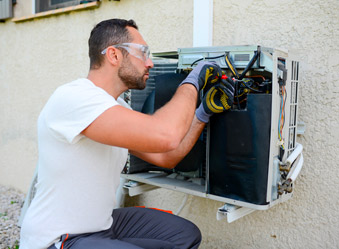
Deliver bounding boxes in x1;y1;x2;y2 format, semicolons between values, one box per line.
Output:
82;84;198;153
130;115;206;168
151;83;198;146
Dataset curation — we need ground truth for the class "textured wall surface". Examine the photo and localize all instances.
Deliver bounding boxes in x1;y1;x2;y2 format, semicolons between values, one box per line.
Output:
0;0;193;190
135;1;339;247
1;0;338;248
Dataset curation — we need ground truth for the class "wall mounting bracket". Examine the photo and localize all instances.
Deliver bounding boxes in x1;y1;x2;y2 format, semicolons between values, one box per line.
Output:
217;204;256;223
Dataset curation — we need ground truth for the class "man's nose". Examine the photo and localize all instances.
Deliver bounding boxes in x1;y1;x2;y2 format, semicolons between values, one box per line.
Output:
145;58;154;69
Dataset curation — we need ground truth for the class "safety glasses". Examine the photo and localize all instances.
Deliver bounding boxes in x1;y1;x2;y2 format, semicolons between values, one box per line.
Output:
101;43;150;62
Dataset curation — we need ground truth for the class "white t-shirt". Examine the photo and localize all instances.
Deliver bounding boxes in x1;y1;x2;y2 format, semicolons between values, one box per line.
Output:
20;78;130;249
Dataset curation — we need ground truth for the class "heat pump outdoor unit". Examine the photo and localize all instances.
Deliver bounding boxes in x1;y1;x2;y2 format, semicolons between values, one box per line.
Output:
121;45;304;222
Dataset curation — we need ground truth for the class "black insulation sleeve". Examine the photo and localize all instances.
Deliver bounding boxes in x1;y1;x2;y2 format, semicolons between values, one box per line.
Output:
239;49;260;80
190;54;226;67
239;80;262;92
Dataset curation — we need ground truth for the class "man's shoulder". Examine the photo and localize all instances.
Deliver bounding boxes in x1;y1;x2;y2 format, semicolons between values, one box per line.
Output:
56;78;93;92
43;78;114;114
52;78;109;101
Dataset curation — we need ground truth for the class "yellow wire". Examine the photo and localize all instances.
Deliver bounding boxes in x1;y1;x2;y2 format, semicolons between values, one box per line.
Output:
225;56;237;77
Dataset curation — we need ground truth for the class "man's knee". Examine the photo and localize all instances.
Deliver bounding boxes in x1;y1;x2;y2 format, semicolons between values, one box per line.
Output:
182;219;202;245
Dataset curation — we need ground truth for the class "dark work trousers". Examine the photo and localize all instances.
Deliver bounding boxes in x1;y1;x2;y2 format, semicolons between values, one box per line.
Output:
50;207;201;249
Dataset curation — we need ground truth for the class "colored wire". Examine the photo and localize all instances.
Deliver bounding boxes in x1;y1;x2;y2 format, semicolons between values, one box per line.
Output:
225;53;240;78
278;86;287;150
234;91;247;98
282;86;287;135
247;75;266;81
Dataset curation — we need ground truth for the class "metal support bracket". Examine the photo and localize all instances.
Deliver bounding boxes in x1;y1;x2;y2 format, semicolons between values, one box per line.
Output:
123;181;159;197
217;204;256;223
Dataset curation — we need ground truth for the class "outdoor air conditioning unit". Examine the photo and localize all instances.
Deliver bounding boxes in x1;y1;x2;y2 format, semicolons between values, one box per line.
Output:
0;0;13;20
121;45;304;222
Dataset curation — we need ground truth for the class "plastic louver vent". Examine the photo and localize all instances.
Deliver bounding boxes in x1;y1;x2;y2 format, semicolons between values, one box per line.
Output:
287;61;299;156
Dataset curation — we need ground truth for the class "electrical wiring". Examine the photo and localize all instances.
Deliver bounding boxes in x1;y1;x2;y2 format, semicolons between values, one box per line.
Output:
189;47;267;111
278;86;287;150
278;97;283;146
190;58;204;67
282;87;287;136
234;78;264;109
234;90;248;98
225;53;239;78
239;50;260;80
247;75;266;81
234;97;247;104
238;79;262;93
190;54;226;67
235;80;241;109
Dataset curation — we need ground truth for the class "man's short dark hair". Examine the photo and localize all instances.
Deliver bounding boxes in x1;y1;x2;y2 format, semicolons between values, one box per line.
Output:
88;19;138;69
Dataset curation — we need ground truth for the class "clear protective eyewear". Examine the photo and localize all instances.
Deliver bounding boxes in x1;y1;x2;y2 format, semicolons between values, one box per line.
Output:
101;43;150;62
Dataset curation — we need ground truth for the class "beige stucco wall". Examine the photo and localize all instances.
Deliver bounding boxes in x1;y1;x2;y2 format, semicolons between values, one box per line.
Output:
1;0;338;248
0;0;193;190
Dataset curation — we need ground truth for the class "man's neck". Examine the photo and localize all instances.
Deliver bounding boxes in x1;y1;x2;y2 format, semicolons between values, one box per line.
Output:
87;68;127;100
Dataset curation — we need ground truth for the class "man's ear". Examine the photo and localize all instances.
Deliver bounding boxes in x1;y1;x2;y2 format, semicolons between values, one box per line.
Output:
106;47;120;66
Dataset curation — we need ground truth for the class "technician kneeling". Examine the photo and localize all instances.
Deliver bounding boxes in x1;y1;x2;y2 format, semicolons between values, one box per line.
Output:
19;18;234;249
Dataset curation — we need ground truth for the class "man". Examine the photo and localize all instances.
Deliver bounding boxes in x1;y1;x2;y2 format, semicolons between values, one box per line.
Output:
20;19;234;249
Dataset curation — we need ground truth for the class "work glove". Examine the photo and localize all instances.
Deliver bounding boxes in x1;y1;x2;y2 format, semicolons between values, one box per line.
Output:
196;77;235;123
218;73;235;106
179;61;221;91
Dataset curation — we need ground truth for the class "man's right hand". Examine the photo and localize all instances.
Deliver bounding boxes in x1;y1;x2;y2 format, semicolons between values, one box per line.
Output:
180;61;221;91
195;83;231;123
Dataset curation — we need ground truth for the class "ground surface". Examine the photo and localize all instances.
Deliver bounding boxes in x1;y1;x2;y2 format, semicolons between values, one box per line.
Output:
0;185;24;249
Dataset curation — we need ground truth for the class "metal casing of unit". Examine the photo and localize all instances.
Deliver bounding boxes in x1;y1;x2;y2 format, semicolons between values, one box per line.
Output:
122;45;303;215
177;45;274;73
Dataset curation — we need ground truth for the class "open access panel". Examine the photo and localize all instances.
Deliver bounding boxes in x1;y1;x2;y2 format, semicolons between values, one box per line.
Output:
121;45;304;222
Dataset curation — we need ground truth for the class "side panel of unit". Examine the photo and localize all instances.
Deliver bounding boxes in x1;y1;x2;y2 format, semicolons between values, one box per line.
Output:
208;94;272;205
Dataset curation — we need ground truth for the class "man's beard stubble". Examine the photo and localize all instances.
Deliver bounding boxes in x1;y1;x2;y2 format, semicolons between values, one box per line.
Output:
118;57;148;90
